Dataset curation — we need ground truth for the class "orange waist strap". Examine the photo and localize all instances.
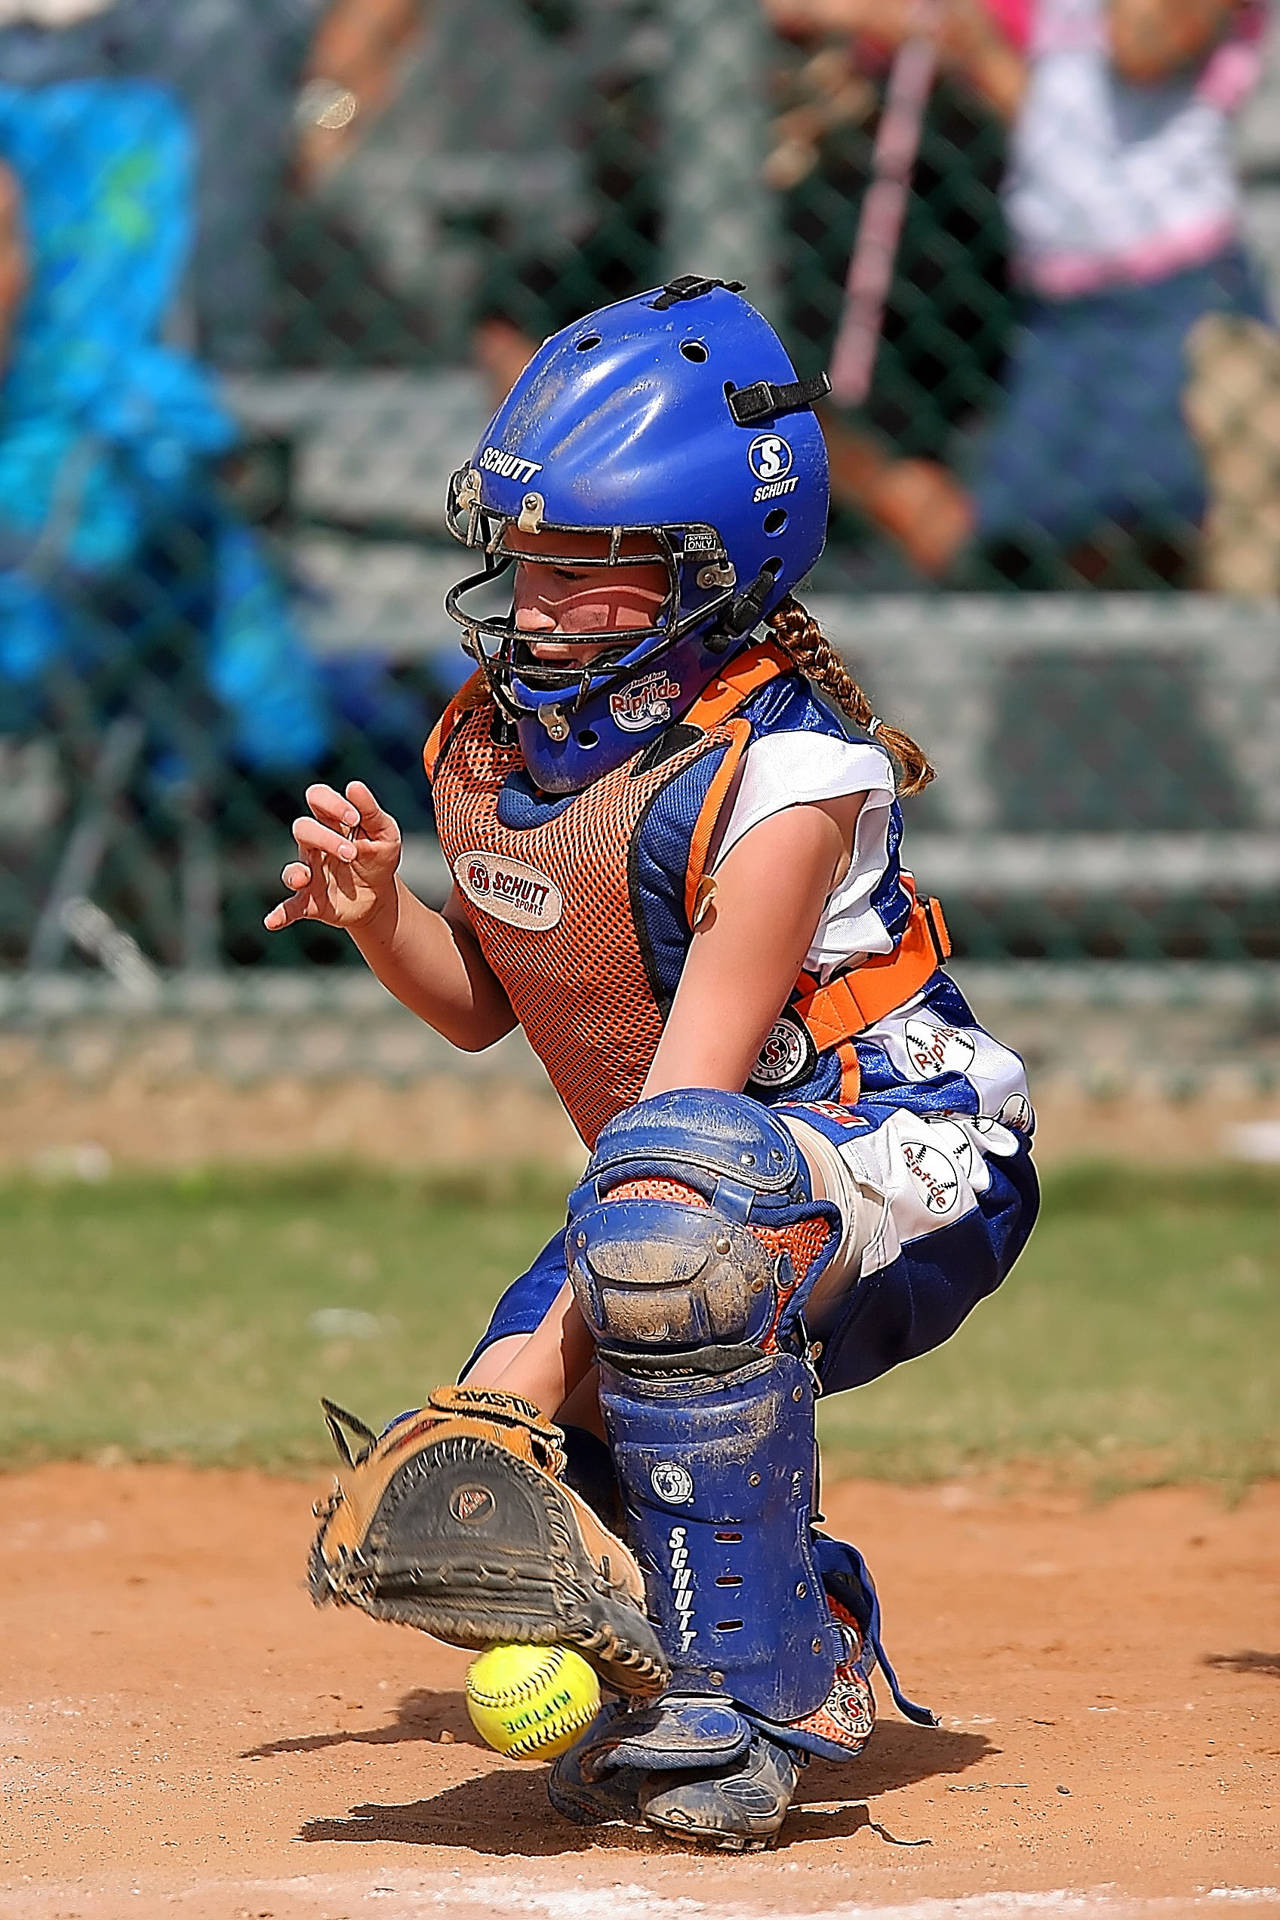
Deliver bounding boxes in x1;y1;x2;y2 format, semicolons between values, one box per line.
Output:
791;892;951;1055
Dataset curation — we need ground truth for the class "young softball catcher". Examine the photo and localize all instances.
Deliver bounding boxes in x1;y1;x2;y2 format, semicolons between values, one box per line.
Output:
270;277;1039;1850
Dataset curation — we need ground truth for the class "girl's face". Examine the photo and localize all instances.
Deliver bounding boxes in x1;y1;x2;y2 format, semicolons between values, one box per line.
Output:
506;527;668;669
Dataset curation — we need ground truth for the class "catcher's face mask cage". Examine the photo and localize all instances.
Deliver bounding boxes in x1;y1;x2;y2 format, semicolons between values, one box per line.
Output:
443;276;831;793
446;478;742;707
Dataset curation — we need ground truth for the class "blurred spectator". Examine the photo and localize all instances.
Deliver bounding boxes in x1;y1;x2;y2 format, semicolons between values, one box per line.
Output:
440;0;661;399
766;0;1019;577
974;0;1274;586
0;74;331;776
770;0;1275;588
0;0;424;368
0;0;446;804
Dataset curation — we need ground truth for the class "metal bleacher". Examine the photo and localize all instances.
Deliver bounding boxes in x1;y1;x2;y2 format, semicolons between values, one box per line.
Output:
223;368;486;659
224;370;1280;941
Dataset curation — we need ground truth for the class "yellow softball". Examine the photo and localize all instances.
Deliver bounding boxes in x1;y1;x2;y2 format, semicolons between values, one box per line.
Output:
465;1643;601;1761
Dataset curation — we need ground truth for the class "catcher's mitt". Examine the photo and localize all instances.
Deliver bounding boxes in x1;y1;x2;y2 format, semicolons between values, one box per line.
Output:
309;1385;669;1699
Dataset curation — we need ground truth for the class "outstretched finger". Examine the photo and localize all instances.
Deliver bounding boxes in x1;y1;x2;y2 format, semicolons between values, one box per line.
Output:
345;779;396;837
306;782;361;833
293;815;359;863
264;893;308;932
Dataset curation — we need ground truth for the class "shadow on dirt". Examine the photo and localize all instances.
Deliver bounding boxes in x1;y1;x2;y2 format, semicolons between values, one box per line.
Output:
1203;1649;1280;1677
243;1688;476;1759
296;1717;993;1856
803;1722;994;1800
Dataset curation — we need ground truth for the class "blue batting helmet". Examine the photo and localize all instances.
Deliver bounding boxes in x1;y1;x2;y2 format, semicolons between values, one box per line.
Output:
444;275;831;792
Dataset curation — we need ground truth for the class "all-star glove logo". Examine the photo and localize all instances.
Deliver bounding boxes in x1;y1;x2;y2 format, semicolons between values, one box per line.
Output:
454;851;563;930
610;671;682;733
449;1485;496;1524
747;1012;816;1091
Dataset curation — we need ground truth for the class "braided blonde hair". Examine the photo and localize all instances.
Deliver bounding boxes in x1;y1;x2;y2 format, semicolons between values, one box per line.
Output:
766;595;935;797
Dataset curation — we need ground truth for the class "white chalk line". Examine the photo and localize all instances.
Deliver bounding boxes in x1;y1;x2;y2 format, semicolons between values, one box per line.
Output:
146;1877;1280;1920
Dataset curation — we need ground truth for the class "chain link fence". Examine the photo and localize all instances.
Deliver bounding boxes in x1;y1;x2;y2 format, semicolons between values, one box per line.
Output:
1;0;1278;1105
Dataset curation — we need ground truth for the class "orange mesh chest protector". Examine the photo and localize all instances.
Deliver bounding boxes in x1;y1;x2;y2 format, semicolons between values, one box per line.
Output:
426;645;787;1145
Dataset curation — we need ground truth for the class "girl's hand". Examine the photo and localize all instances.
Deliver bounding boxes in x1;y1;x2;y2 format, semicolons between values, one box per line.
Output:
264;779;402;933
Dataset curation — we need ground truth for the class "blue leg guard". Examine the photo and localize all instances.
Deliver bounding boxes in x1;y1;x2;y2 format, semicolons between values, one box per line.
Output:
567;1090;853;1771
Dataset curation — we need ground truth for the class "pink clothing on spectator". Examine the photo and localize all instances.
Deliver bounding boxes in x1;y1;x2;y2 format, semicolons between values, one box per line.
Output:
992;0;1264;297
981;0;1033;51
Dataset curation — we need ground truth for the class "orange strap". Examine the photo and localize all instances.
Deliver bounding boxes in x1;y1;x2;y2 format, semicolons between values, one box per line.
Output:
686;639;794;731
684;718;752;927
680;640;794;925
792;889;951;1052
423;670;489;783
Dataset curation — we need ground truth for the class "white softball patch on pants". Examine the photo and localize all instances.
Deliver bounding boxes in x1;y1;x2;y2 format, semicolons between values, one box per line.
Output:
784;1108;1022;1335
871;994;1030;1115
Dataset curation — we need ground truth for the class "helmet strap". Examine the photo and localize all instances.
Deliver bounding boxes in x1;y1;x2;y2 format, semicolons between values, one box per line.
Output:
727;371;832;426
724;563;783;639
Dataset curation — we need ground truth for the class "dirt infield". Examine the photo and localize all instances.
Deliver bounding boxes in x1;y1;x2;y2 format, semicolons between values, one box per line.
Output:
2;1467;1277;1920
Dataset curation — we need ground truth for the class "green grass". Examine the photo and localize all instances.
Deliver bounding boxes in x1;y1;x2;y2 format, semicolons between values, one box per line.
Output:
818;1164;1280;1490
0;1163;1276;1488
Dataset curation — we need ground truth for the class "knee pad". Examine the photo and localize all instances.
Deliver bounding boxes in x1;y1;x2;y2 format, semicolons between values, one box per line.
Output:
566;1090;846;1725
567;1088;841;1365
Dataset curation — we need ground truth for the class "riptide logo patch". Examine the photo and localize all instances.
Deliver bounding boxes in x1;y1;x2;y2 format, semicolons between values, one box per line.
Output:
902;1018;977;1081
901;1138;962;1216
610;671;681;733
454;851;563;930
478;444;543;485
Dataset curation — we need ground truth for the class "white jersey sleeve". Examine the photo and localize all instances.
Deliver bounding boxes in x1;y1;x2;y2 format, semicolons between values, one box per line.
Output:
712;731;899;975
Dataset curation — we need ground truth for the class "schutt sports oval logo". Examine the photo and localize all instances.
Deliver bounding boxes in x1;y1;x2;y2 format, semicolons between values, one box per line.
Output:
747;1013;815;1091
454;851;564;931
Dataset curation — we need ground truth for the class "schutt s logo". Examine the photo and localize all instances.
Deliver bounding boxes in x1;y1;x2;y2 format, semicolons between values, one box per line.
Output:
454;851;564;931
747;433;800;504
747;1012;815;1091
651;1463;695;1504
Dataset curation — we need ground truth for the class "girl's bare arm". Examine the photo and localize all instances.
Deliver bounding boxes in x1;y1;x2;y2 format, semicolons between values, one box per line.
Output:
350;881;518;1050
644;793;863;1097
